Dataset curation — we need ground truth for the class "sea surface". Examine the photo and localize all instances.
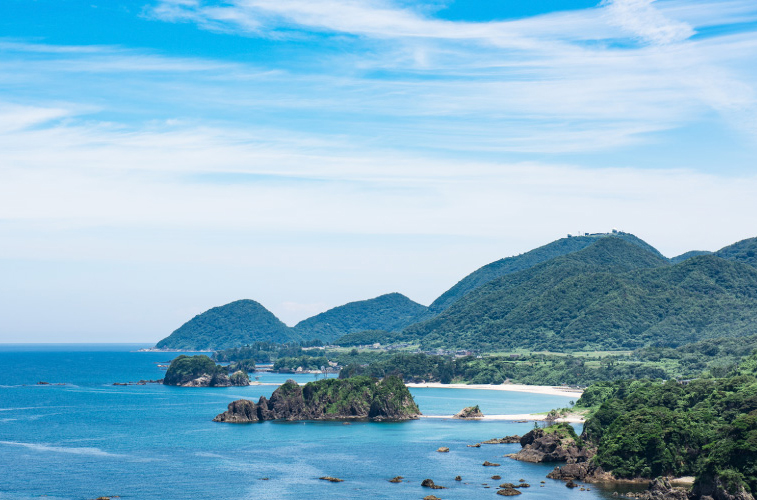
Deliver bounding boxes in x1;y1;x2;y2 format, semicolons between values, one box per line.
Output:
0;344;631;500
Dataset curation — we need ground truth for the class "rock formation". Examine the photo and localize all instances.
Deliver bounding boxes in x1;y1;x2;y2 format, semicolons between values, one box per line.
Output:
214;375;420;423
453;405;484;419
506;425;590;463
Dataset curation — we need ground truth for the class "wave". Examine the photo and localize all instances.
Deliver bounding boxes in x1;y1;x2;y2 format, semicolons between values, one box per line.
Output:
0;440;127;458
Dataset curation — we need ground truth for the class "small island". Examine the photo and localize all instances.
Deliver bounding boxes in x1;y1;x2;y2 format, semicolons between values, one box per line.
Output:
163;355;251;387
213;375;420;422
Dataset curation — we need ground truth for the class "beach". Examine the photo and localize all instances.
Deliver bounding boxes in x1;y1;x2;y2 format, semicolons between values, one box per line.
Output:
406;382;583;398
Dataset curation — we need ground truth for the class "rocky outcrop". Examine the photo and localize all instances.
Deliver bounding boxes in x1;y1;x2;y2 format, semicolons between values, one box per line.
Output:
507;425;590;463
453;405;484;419
546;462;609;482
621;478;691;500
483;435;521;444
213;375;420;423
163;355;250;387
692;475;755;500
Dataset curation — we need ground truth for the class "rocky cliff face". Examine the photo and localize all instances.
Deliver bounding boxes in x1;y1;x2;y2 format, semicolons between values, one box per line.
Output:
213;375;421;423
507;425;591;463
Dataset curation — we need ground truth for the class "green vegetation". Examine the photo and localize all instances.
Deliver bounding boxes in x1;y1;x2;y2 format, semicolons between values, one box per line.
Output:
293;293;428;342
156;300;298;351
333;330;402;347
715;236;757;269
404;240;757;352
157;233;757;355
214;342;306;363
578;353;757;495
293;375;420;418
671;250;712;263
274;355;329;372
340;352;669;386
163;355;227;385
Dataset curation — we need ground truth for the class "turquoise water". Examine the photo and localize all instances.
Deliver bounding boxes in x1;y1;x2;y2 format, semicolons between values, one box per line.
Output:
0;345;620;499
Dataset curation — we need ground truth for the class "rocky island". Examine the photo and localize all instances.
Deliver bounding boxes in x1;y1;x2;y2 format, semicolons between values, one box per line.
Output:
163;355;250;387
213;375;420;422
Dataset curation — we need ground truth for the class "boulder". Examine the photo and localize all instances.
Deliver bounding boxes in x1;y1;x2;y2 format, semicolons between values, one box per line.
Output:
421;479;446;489
437;447;450;453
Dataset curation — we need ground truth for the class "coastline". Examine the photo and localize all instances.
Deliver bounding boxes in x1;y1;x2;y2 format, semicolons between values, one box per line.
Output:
421;413;586;423
406;382;583;398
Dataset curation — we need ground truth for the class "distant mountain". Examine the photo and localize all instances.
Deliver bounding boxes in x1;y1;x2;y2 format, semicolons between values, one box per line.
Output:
155;300;298;350
715;236;757;268
429;232;664;314
671;250;712;264
294;293;428;343
403;240;757;352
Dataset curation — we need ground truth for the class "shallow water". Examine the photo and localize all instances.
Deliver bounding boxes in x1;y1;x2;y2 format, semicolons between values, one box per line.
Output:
0;345;625;499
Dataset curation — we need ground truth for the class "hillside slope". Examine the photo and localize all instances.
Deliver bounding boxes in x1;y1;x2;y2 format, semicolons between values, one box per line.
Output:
294;293;428;342
405;239;757;351
429;232;664;314
715;236;757;268
156;300;298;350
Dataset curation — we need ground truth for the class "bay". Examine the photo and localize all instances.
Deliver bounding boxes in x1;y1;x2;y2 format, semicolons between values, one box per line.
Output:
0;345;623;499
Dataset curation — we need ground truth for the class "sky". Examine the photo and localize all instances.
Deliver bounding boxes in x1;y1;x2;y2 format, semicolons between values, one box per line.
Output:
1;0;757;343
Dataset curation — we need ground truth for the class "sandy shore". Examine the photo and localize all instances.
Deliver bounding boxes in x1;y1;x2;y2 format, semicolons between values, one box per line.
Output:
421;413;585;423
406;382;583;398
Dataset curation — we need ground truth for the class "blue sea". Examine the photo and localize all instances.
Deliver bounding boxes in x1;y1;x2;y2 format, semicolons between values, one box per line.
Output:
0;345;628;500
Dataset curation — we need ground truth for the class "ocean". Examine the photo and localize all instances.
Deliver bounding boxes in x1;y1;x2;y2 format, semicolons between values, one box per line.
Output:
0;344;627;499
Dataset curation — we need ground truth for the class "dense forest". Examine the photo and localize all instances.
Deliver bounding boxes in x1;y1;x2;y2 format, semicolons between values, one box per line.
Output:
156;300;298;350
155;234;757;353
293;293;429;342
403;240;757;352
577;352;757;497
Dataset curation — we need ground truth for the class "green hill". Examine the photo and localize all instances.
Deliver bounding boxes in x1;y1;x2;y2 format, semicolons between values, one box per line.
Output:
715;236;757;268
294;293;428;343
404;238;757;351
671;250;712;263
155;300;298;350
429;232;664;314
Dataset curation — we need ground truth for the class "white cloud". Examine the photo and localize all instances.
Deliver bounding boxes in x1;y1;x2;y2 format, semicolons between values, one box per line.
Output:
601;0;694;45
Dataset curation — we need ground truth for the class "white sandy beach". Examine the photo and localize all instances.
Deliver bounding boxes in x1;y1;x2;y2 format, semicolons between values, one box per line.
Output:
406;382;583;398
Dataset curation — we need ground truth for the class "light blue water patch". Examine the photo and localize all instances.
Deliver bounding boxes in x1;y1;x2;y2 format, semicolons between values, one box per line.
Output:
0;346;623;499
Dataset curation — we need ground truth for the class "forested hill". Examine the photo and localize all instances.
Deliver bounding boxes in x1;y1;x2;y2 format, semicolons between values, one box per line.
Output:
428;232;664;314
155;300;299;350
715;236;757;268
293;293;428;343
403;238;757;351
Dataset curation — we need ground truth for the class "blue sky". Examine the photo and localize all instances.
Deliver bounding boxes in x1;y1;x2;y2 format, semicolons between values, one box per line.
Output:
1;0;757;342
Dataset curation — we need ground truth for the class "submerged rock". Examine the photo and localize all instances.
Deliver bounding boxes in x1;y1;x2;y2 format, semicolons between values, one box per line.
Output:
497;488;522;496
319;476;343;482
453;405;484;419
437;447;450;453
213;375;420;423
388;476;403;483
483;461;501;467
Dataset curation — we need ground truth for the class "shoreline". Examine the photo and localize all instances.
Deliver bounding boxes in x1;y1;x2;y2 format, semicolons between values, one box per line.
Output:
421;413;585;423
406;382;583;397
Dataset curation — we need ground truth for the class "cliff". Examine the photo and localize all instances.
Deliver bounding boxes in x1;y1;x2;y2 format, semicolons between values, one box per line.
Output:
213;375;421;422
